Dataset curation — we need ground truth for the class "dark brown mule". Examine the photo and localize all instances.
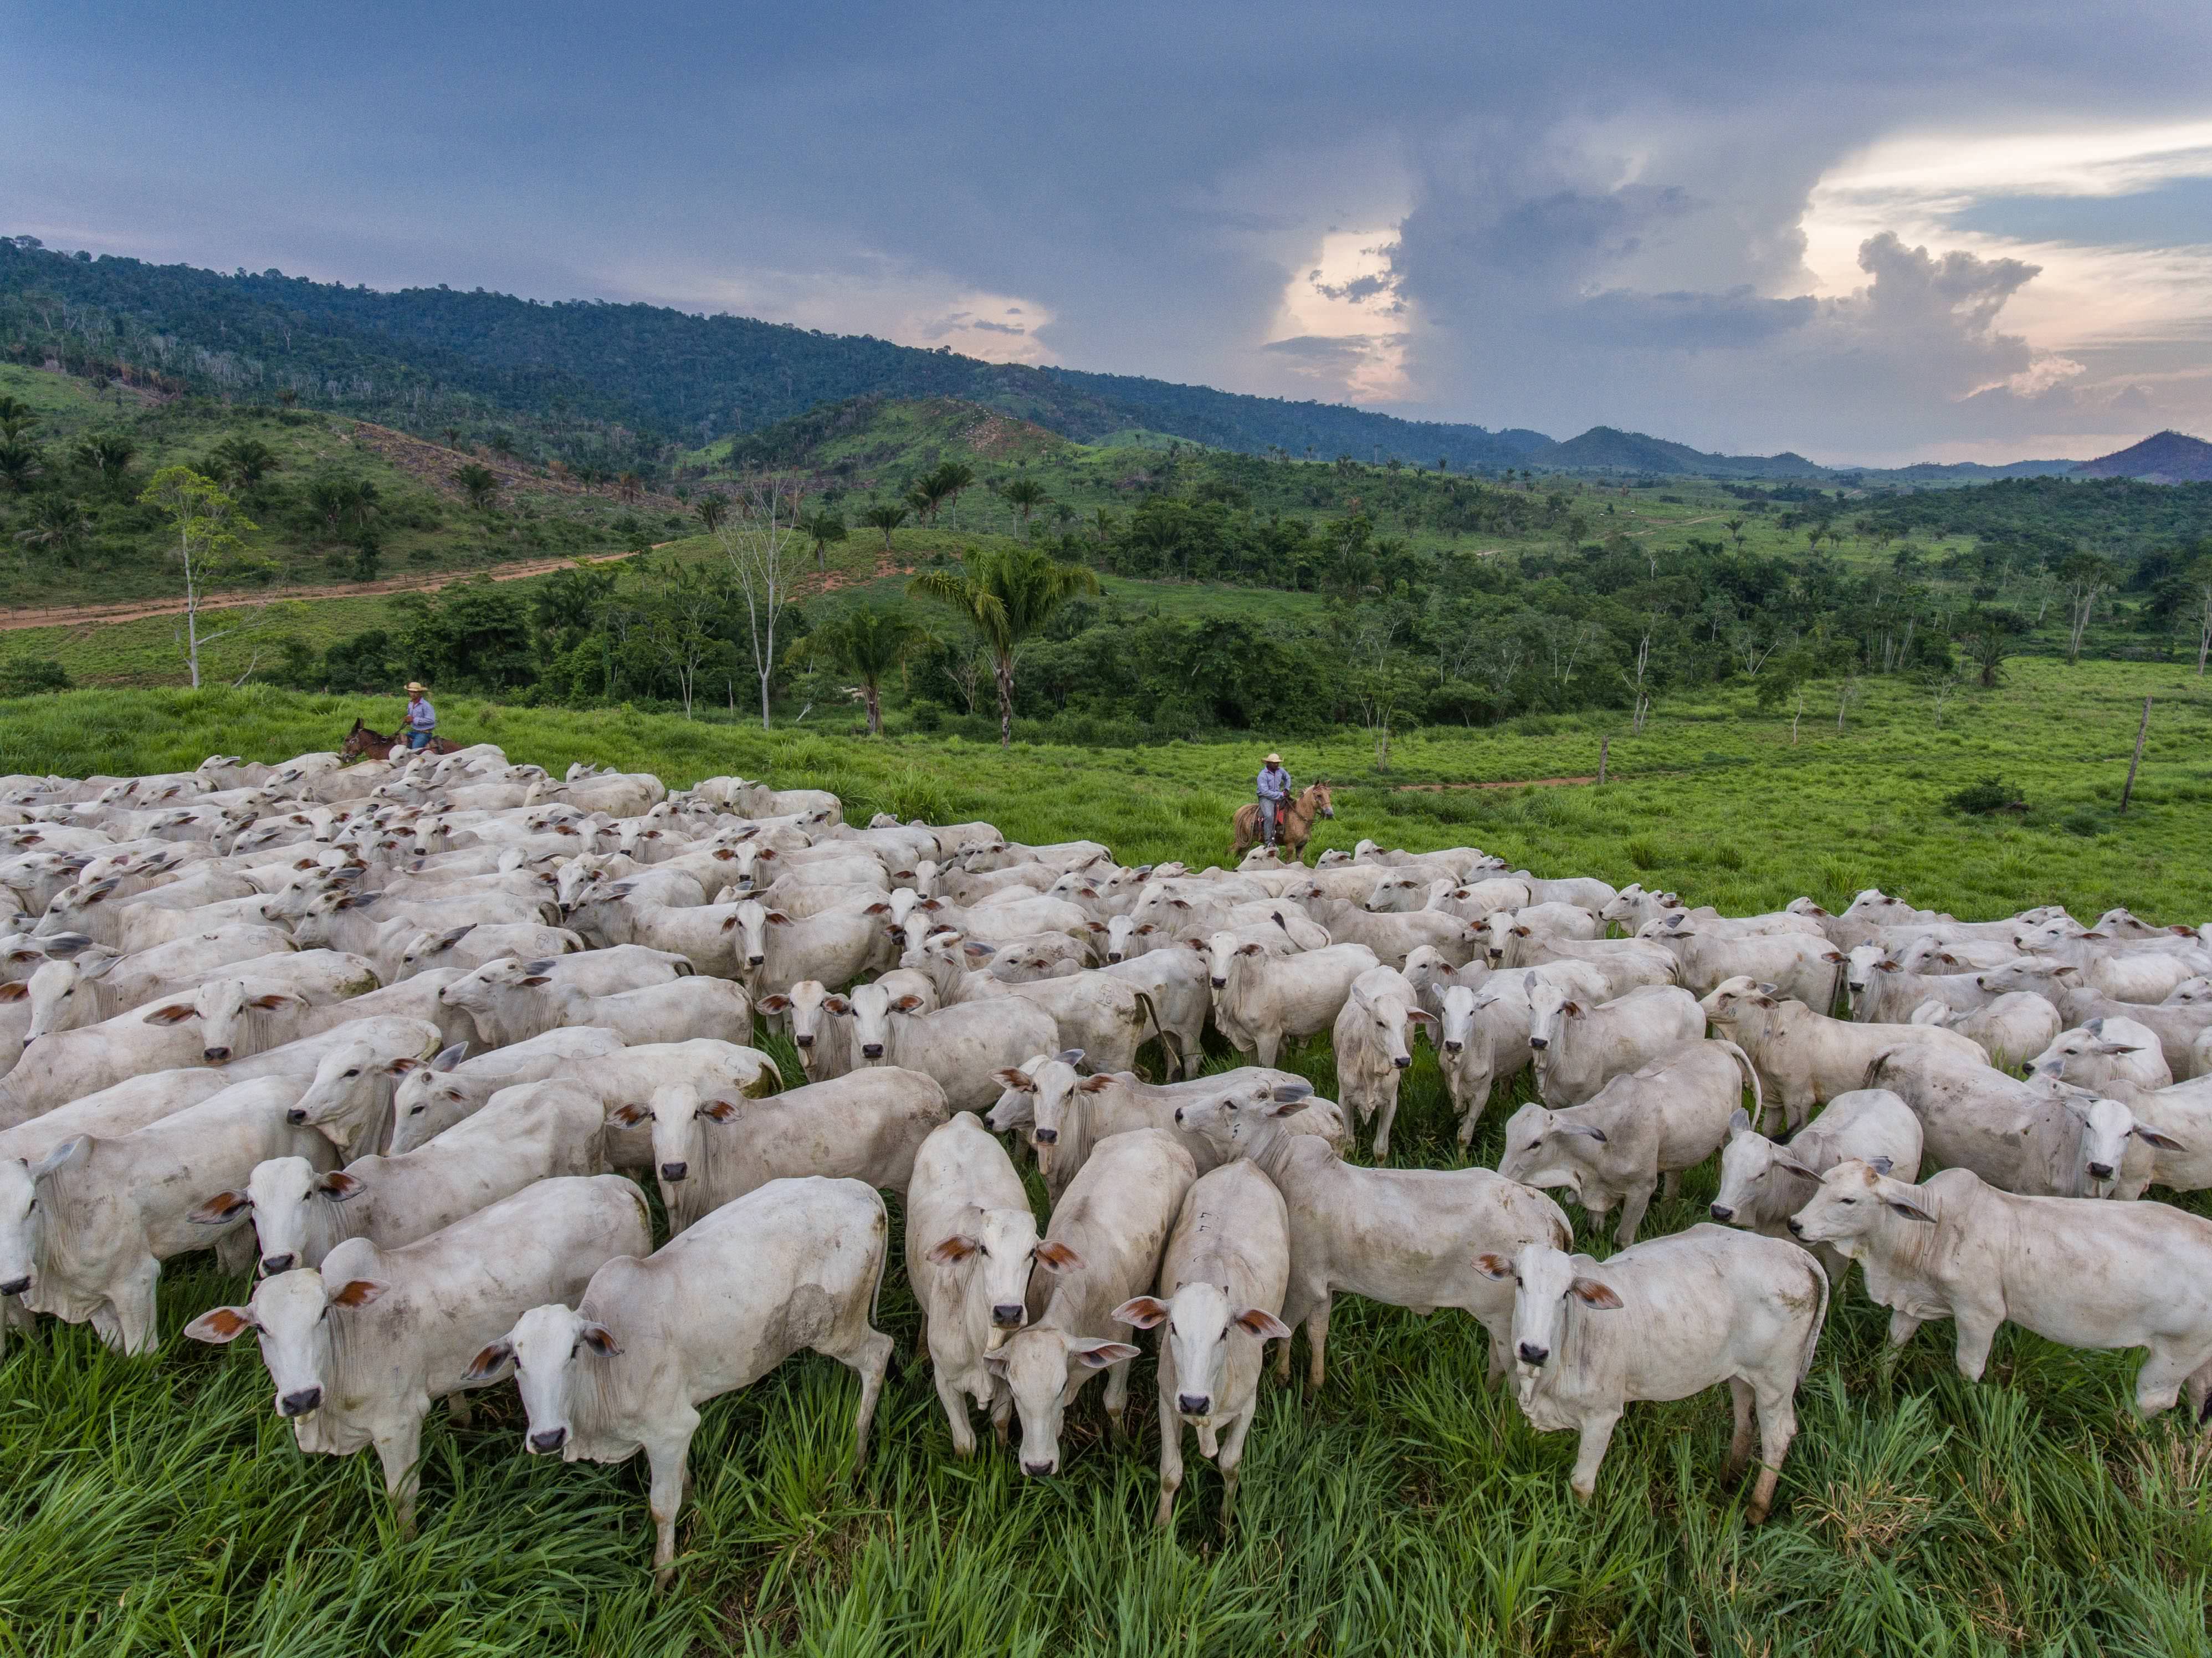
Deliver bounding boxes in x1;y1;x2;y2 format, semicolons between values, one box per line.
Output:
1230;781;1334;865
342;717;458;759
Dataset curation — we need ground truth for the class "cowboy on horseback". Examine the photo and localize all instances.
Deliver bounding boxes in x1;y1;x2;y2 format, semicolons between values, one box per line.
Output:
403;682;439;751
1256;752;1293;851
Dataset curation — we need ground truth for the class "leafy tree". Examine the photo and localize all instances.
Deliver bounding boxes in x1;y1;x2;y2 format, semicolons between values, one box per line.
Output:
797;606;929;734
859;502;909;550
453;462;500;510
440;427;463;449
692;493;729;535
139;465;262;688
929;460;977;521
0;396;35;441
907;476;949;525
208;434;280;489
909;544;1099;746
800;508;848;571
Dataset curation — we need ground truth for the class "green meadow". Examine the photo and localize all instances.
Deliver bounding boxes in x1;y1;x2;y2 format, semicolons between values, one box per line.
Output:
3;659;2211;1655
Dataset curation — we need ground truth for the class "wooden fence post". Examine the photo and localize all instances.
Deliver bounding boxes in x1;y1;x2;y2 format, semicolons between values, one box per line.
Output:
2120;697;2152;814
1597;735;1609;786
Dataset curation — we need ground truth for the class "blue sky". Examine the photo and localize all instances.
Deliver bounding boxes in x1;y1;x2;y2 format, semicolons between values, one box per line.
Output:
4;1;2209;464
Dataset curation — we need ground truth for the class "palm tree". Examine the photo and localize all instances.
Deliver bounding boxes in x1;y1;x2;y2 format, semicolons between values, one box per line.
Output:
0;439;42;494
14;494;90;564
907;477;949;526
208;435;280;490
0;396;35;442
616;470;642;502
453;463;500;510
275;387;299;411
441;427;463;449
693;493;730;535
74;432;136;491
1725;518;1746;552
800;509;848;571
860;503;909;550
1001;478;1048;525
908;545;1099;746
930;460;977;523
798;606;929;735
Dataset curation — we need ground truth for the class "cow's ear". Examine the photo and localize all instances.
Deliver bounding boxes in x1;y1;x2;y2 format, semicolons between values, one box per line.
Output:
0;983;23;1004
1885;1194;1937;1224
577;1322;622;1357
894;995;924;1012
1035;1240;1086;1273
699;1098;741;1123
607;1103;649;1128
1772;1155;1824;1181
1570;1277;1624;1309
1110;1296;1169;1329
463;1340;515;1381
991;1067;1036;1091
317;1171;365;1202
1473;1253;1515;1281
249;991;305;1011
1072;1339;1140;1369
519;975;552;988
822;995;852;1016
765;911;793;926
1560;1001;1582;1018
757;994;791;1014
2135;1125;2188;1152
1822;951;1844;963
1086;921;1108;934
188;1190;252;1226
1233;1308;1292;1341
433;1042;468;1072
1078;1074;1115;1093
925;1235;979;1265
328;1279;387;1309
1054;1048;1085;1068
142;1002;198;1025
184;1306;258;1344
1727;1108;1752;1138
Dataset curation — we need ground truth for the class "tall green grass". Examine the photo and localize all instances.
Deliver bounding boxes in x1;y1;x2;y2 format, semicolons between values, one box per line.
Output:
4;663;2212;1652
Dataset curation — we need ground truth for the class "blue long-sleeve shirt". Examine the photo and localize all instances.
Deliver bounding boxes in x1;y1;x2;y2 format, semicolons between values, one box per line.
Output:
1257;766;1292;801
406;697;437;731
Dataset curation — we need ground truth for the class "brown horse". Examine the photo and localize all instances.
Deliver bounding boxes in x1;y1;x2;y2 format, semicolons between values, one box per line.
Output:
342;717;458;759
1230;781;1334;864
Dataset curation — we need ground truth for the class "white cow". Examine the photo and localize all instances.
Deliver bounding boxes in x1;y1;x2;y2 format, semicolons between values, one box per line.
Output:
204;1078;610;1274
386;1028;628;1152
1498;1039;1760;1244
838;980;1059;1113
613;1071;946;1232
2029;1017;2175;1094
466;1176;891;1584
725;899;897;999
1171;1081;1571;1390
1709;1089;1924;1282
1207;936;1378;1067
1701;976;1986;1133
1115;1160;1291;1533
1908;994;2062;1070
438;966;752;1051
905;1115;1048;1456
1329;964;1437;1158
0;1075;339;1353
186;1174;651;1533
1790;1161;2212;1418
1526;981;1704;1109
986;1127;1194;1478
1476;1227;1826;1521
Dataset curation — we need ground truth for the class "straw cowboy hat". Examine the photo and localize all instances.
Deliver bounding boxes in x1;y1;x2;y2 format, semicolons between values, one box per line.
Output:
1265;752;1282;764
407;682;427;694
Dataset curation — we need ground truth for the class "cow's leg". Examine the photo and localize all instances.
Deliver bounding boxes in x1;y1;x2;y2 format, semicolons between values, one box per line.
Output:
1660;1169;1682;1204
1253;1030;1281;1068
1747;1375;1801;1524
112;1265;162;1357
1304;1291;1334;1393
990;1378;1013;1445
646;1433;695;1588
932;1352;977;1457
831;1324;894;1470
2132;1340;2204;1418
913;1305;931;1360
1567;1409;1621;1503
1952;1305;2003;1383
375;1411;427;1538
446;1392;474;1429
1153;1367;1184;1529
1218;1403;1257;1533
1615;1180;1656;1248
1724;1376;1756;1485
1276;1277;1318;1385
2183;1354;2212;1426
1373;1079;1401;1161
1102;1341;1136;1445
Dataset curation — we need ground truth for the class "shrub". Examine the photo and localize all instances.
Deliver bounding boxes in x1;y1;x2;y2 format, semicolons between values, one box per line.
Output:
2061;807;2103;838
1945;776;2023;816
0;657;72;697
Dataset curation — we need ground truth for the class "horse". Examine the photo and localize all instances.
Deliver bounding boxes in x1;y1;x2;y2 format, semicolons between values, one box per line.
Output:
1230;781;1334;864
342;717;458;759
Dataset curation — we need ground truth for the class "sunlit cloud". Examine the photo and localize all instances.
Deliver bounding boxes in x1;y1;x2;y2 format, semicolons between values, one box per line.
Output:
1263;226;1412;401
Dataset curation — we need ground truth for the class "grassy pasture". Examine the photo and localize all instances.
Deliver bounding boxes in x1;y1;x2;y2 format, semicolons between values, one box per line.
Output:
3;662;2212;1654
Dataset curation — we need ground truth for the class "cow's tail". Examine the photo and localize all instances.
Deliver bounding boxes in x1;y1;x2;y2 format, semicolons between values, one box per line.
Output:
1714;1038;1763;1123
1131;989;1167;1077
1862;1046;1904;1093
1795;1252;1831;1389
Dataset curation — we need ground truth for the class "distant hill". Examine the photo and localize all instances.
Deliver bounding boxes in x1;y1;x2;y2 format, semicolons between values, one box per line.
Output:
2072;431;2212;483
1523;424;2078;483
0;238;1545;470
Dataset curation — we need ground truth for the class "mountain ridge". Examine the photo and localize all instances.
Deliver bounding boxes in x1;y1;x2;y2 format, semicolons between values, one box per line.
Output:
2072;430;2212;483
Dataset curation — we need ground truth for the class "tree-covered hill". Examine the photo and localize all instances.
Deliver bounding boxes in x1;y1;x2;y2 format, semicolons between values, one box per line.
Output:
0;238;1548;470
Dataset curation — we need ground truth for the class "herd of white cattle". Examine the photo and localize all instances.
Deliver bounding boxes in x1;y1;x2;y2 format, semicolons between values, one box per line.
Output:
6;745;2212;1583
